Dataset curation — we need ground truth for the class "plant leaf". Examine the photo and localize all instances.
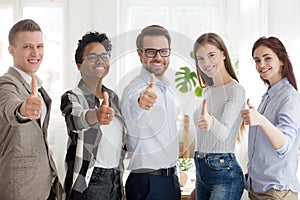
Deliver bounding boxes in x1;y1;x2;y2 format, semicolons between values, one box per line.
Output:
194;86;202;97
190;51;194;59
175;67;198;93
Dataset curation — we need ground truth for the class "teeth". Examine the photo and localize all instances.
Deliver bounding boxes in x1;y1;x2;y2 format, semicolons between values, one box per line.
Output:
205;65;214;71
152;63;162;66
28;59;38;63
94;66;105;70
260;68;269;73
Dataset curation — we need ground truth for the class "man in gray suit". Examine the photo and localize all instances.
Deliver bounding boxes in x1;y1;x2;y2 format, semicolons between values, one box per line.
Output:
0;19;63;199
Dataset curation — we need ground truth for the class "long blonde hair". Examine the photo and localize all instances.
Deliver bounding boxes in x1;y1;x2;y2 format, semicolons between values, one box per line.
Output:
194;32;245;142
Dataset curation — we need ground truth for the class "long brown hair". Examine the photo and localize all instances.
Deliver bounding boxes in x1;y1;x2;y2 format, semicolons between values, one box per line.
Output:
252;36;298;90
194;33;245;142
193;32;239;88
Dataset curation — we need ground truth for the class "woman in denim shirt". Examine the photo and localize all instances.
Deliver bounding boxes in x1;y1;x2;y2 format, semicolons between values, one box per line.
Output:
241;36;300;200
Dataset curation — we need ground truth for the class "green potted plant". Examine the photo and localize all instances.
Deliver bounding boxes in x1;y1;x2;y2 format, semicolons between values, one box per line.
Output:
175;51;239;97
175;66;202;97
178;157;194;187
178;157;194;172
175;51;202;97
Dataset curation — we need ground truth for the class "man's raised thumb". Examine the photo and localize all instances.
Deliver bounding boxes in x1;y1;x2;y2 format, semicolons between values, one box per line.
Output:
102;91;109;106
149;73;155;89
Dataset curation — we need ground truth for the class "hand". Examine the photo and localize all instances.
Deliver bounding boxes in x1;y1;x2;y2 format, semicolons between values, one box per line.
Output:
196;99;213;130
96;91;114;125
19;75;43;120
138;73;158;110
240;99;262;126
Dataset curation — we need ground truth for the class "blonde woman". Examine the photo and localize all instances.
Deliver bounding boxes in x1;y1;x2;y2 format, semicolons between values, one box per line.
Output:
191;33;245;200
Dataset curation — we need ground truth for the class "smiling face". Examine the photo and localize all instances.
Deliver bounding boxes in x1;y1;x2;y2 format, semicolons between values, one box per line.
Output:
195;43;226;79
8;31;44;76
253;45;283;86
138;35;170;81
77;42;110;82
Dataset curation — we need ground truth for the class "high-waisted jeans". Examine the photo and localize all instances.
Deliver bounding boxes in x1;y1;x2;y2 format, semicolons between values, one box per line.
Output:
194;152;244;200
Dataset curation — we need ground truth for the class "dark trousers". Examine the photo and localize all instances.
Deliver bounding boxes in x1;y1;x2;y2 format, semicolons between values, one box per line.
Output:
69;167;122;200
125;172;181;200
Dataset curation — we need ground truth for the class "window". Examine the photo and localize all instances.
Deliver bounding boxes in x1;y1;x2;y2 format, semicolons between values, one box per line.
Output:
23;6;63;112
0;7;13;75
116;0;226;84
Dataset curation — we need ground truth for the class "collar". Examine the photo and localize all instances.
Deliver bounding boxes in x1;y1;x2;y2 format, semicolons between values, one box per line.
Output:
12;66;43;88
265;78;289;98
77;79;114;99
140;67;170;87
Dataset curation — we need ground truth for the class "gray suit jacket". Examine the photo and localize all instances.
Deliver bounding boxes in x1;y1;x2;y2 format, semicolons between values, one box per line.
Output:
0;67;63;199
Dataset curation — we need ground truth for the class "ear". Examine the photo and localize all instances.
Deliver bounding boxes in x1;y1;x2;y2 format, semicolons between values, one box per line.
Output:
77;63;81;71
280;60;284;68
222;51;226;60
8;45;14;56
137;48;142;57
137;49;143;63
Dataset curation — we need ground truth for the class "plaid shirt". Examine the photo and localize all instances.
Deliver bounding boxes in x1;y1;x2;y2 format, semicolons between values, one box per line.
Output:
60;79;126;199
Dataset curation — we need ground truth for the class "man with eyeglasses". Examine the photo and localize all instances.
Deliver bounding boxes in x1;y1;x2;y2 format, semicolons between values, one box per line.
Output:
60;31;126;200
121;25;181;200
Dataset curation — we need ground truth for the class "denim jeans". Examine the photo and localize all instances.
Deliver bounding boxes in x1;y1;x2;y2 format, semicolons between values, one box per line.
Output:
194;152;244;200
83;167;122;200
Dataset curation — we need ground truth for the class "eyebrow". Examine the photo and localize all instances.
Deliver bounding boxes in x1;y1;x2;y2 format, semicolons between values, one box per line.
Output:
254;53;271;59
197;51;216;57
262;53;271;57
23;42;44;45
207;51;217;54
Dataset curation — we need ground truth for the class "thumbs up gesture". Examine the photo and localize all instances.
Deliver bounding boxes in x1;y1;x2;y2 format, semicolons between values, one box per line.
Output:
96;91;115;125
240;98;262;126
19;75;43;120
196;99;213;130
138;73;158;110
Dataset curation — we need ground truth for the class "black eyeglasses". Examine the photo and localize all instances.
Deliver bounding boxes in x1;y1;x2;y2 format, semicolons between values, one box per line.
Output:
140;48;171;58
86;53;110;62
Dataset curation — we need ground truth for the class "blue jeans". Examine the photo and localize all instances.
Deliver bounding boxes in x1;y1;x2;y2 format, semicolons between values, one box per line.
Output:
194;152;244;200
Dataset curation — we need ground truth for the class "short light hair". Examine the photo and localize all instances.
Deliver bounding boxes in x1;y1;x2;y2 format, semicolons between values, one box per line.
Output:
9;19;42;46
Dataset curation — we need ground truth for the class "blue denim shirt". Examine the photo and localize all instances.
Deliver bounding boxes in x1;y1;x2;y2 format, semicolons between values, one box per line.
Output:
247;78;300;193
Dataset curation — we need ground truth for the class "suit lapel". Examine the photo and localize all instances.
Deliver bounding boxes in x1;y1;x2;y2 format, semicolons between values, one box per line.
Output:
38;87;52;131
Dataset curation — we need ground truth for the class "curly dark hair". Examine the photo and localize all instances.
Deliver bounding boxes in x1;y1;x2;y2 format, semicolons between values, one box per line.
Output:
75;31;112;64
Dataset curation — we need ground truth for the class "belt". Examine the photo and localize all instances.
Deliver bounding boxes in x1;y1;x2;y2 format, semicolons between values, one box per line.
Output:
93;167;120;175
131;167;176;176
196;152;235;159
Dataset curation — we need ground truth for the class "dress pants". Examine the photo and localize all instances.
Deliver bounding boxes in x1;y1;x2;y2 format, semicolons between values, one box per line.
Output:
125;170;181;200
